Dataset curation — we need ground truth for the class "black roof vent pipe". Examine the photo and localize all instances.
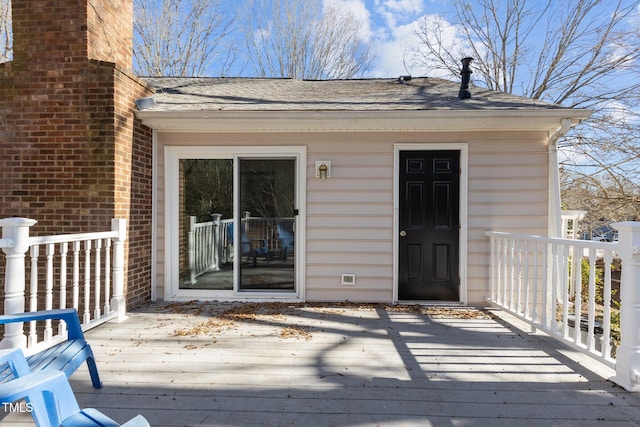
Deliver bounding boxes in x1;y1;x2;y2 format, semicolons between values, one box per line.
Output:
458;57;473;99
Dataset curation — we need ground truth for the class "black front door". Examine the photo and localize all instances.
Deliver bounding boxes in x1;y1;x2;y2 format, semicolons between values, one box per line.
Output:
398;150;460;300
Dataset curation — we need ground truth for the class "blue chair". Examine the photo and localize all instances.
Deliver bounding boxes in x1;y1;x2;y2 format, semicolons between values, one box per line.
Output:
0;348;149;427
276;222;294;262
228;222;270;266
0;309;102;388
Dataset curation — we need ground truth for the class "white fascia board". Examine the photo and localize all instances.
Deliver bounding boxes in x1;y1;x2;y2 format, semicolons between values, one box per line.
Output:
135;109;592;133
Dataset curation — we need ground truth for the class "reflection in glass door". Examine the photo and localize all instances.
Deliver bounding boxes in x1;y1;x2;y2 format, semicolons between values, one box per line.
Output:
179;158;234;290
239;158;295;291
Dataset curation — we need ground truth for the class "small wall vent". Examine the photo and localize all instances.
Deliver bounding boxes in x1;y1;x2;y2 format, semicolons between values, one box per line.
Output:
341;274;356;286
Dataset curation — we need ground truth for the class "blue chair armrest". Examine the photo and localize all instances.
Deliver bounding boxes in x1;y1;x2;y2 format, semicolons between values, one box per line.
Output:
0;350;145;426
0;310;102;388
0;368;81;426
0;348;31;376
0;308;84;340
0;368;70;404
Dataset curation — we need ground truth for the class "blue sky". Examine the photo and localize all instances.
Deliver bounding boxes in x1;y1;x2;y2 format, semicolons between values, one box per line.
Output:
319;0;640;80
218;0;455;78
139;0;638;89
331;0;452;77
319;0;639;172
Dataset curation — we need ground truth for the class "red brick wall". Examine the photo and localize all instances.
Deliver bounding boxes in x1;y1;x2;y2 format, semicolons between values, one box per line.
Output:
113;68;154;308
11;0;89;65
11;0;132;69
87;0;134;68
0;0;154;309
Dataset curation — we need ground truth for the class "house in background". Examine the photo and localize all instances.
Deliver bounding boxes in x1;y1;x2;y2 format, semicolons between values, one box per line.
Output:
136;77;590;305
0;0;590;308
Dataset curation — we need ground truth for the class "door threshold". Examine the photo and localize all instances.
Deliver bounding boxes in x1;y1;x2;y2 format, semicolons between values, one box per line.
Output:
397;300;465;306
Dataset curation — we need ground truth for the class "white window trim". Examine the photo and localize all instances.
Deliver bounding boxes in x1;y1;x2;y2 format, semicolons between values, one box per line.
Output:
393;143;468;304
165;145;307;301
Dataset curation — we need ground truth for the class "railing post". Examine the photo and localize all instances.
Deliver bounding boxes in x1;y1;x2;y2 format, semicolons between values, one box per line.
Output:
610;222;640;391
211;213;221;271
110;218;128;323
0;217;37;349
187;216;196;284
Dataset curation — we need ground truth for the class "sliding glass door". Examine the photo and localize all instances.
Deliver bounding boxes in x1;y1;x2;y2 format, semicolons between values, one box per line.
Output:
170;148;302;298
238;159;295;291
178;158;234;290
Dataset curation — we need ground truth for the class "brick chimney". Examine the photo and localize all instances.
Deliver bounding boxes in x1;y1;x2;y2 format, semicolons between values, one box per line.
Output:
0;0;154;308
12;0;133;68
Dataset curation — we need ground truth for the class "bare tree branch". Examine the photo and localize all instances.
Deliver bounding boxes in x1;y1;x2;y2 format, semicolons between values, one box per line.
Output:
412;0;640;225
133;0;236;77
243;0;375;79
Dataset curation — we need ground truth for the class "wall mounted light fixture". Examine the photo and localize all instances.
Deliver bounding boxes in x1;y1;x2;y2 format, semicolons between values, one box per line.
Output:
316;161;331;179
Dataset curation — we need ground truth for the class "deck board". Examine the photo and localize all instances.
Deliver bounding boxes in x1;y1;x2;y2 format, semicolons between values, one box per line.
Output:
2;302;640;426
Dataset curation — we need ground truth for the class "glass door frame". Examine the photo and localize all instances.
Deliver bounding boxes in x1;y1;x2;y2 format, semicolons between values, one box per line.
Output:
237;157;296;292
165;145;307;301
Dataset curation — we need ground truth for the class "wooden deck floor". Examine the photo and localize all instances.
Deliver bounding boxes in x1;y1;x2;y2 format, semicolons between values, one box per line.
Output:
3;302;640;427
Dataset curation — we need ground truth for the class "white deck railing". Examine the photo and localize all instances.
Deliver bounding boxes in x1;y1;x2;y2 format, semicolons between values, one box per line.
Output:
187;215;233;283
186;214;294;283
0;217;127;352
485;230;618;363
486;222;640;391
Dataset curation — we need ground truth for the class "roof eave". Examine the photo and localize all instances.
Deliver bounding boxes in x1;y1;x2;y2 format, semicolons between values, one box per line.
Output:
135;109;592;133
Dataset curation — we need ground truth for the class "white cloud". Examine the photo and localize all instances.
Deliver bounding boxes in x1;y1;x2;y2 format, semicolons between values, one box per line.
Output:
601;100;639;125
323;0;373;40
373;21;421;77
372;12;464;78
317;0;467;78
374;0;425;28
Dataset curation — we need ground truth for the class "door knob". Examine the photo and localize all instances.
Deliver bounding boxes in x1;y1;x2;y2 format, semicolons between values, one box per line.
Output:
400;230;407;237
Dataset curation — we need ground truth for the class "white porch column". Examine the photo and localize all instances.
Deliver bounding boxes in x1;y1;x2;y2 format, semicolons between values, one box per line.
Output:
211;213;222;271
561;210;586;239
110;218;128;323
611;222;640;391
0;217;37;349
187;216;197;284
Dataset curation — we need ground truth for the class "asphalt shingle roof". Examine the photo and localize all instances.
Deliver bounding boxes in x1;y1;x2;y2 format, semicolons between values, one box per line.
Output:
139;77;561;112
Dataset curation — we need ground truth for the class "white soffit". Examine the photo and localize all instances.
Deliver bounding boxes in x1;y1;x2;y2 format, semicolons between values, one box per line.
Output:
135;109;591;133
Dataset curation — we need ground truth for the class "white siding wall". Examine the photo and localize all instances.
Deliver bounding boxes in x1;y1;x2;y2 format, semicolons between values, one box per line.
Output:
155;130;549;305
307;137;394;302
466;132;549;304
